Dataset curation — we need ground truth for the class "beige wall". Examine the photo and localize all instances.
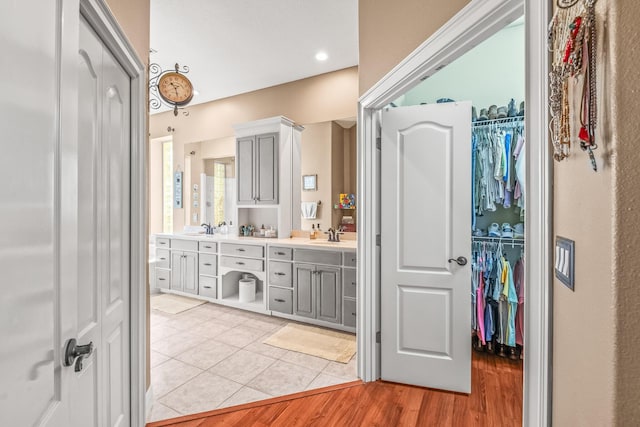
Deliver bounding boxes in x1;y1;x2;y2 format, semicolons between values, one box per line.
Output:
150;67;358;143
551;0;640;424
552;2;616;423
613;1;640;419
105;0;150;64
358;0;470;95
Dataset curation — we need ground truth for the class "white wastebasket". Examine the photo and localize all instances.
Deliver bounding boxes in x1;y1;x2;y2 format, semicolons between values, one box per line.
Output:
239;277;256;303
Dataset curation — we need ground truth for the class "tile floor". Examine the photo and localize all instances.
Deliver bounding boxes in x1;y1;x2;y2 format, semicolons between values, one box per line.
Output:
147;300;358;423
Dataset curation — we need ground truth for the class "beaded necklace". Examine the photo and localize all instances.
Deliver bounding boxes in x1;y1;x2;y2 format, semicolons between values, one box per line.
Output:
548;0;598;170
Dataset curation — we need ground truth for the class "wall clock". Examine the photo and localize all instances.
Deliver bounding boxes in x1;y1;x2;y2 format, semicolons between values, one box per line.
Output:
149;63;194;116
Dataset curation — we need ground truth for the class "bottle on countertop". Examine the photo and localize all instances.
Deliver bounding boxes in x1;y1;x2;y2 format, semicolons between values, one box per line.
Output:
260;224;266;237
310;224;316;240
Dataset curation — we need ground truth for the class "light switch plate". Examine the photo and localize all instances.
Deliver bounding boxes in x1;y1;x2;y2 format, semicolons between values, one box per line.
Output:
555;236;575;290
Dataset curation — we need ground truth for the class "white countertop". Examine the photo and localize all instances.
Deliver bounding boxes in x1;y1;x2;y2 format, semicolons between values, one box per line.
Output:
154;233;357;251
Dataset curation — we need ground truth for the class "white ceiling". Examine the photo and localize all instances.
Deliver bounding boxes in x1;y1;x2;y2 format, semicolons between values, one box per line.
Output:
150;0;359;114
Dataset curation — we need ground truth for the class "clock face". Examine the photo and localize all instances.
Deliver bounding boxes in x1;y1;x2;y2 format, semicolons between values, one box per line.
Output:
157;72;194;105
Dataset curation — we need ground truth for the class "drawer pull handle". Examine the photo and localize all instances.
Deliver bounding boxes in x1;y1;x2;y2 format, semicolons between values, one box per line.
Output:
204;245;212;249
276;251;285;255
203;263;212;266
236;261;245;265
158;278;166;281
237;248;246;252
159;257;166;260
274;298;286;303
275;272;285;276
159;242;166;245
351;282;356;286
203;286;212;289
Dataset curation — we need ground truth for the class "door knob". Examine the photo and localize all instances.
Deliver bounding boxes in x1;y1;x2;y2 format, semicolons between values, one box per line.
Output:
447;256;468;266
64;338;93;372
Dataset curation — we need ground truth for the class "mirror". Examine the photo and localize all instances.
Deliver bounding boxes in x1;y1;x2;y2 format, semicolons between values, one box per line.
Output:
180;118;357;234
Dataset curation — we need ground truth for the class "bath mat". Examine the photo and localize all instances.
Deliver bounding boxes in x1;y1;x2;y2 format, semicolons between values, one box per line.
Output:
263;323;356;363
151;293;206;315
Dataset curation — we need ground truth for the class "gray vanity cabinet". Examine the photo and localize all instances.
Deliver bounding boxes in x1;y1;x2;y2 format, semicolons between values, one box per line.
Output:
293;263;341;324
316;267;341;323
170;250;198;294
236;133;278;205
293;263;315;319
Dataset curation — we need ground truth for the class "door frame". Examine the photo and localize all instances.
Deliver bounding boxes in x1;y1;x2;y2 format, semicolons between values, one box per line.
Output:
356;0;552;426
80;1;148;426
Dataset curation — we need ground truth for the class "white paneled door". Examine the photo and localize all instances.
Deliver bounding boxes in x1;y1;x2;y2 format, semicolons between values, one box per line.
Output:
380;102;472;393
74;18;131;427
1;5;134;427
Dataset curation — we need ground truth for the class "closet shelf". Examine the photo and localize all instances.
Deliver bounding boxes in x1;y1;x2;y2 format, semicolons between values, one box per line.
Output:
472;116;524;127
472;236;524;245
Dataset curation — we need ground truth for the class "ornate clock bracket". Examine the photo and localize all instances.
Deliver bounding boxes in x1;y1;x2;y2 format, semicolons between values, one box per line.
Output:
149;62;192;116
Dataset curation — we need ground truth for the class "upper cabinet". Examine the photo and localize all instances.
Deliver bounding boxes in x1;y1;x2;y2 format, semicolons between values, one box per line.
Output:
237;133;278;205
234;117;304;238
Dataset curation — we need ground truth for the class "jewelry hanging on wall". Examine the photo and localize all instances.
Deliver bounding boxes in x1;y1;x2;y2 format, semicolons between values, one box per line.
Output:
548;0;599;171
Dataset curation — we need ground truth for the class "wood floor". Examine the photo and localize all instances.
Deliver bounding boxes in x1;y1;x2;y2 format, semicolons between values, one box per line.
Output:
147;351;523;427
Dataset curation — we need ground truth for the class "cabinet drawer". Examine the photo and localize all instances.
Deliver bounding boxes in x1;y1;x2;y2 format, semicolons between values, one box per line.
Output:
269;261;292;287
156;249;170;269
343;298;357;328
199;276;217;298
198;241;217;253
343;268;357;298
171;239;198;251
199;253;217;276
155;268;170;289
293;249;341;266
156;237;170;248
269;246;293;260
221;255;264;272
269;287;292;314
221;243;264;258
343;252;357;267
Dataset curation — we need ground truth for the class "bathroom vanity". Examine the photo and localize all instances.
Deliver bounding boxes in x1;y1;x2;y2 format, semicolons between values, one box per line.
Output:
152;233;357;333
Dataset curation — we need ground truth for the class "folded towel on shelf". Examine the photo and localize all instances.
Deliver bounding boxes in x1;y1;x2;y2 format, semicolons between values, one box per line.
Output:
301;201;317;219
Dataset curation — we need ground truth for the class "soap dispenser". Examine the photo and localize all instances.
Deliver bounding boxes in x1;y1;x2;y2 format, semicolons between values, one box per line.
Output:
310;224;316;240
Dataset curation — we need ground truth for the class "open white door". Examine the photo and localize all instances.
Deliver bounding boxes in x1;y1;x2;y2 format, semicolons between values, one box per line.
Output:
380;102;471;393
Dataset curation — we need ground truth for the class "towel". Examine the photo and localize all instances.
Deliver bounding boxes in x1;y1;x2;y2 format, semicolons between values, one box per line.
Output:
301;201;317;219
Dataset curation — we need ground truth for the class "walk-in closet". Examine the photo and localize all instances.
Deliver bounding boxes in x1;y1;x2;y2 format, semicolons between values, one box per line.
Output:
385;14;526;422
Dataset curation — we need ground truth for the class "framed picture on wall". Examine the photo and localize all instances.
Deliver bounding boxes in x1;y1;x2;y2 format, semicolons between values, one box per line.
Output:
302;174;317;191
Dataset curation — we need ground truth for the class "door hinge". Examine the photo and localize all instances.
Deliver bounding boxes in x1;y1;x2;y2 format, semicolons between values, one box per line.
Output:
376;234;381;246
376;331;381;343
376;137;381;150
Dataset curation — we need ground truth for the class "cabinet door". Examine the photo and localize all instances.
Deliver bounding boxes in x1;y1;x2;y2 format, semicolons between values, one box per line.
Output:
236;136;255;204
317;266;341;323
183;252;198;294
170;251;183;291
255;133;278;204
293;263;315;319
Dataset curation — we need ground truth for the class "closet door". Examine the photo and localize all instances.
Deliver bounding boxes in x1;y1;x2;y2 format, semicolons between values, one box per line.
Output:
380;102;472;393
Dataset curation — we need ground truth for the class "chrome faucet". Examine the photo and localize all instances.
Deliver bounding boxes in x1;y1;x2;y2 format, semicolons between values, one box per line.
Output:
201;223;214;235
325;227;344;242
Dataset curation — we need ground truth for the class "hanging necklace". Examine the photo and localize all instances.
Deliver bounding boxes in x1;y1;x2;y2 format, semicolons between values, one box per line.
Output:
548;0;598;170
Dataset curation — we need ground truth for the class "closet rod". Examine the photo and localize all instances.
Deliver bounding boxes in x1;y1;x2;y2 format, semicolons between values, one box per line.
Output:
472;116;524;127
472;236;525;245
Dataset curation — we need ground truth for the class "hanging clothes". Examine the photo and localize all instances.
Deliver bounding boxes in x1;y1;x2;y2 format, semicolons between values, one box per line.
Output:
514;257;525;346
471;118;525;231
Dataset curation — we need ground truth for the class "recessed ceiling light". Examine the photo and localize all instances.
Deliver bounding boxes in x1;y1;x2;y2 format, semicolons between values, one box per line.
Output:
315;51;328;61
